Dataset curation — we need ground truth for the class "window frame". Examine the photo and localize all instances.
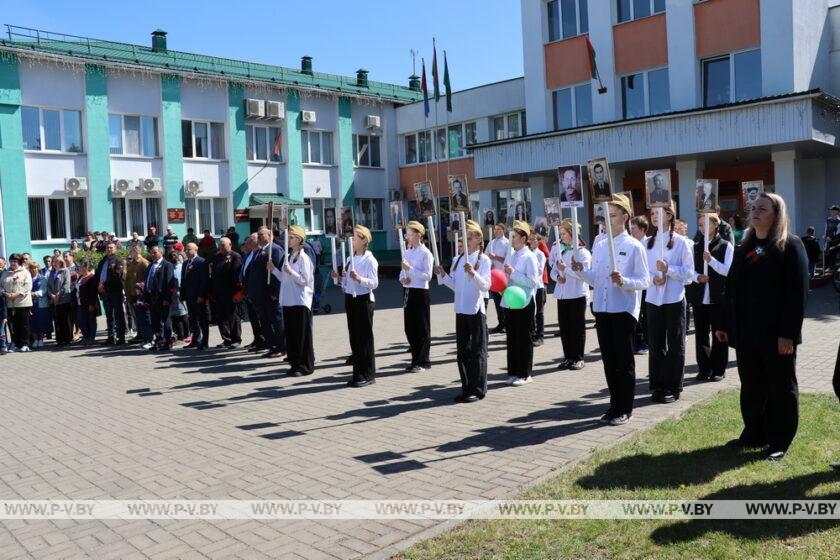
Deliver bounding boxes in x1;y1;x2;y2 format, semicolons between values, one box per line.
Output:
112;196;163;239
618;66;670;119
617;0;665;24
301;129;334;166
401;121;478;166
28;196;88;242
353;198;385;231
109;112;160;158
352;133;383;168
302;198;328;234
701;48;761;107
246;124;284;163
552;82;592;130
547;0;589;43
184;197;229;236
491;111;527;140
182;119;226;161
21;106;84;154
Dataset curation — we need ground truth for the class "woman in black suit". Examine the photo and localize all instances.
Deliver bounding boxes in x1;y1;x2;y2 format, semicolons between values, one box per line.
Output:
716;193;809;461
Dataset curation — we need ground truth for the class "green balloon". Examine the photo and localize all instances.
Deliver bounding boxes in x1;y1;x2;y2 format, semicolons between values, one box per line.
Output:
503;286;528;310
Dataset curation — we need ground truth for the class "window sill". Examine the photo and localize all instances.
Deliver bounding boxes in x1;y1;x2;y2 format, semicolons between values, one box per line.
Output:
399;155;473;168
24;150;85;157
353;165;385;170
31;239;71;245
183;158;229;163
614;12;665;27
247;160;285;166
110;154;162;161
302;163;336;169
545;32;589;47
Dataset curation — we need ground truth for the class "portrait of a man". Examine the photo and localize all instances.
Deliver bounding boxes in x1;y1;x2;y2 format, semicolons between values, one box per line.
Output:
534;217;548;237
695;179;718;213
449;175;469;212
587;158;612;203
414;181;436;217
544;197;561;225
338;206;354;239
324;207;337;236
742;181;763;214
645;170;672;207
557;165;584;208
390;201;403;230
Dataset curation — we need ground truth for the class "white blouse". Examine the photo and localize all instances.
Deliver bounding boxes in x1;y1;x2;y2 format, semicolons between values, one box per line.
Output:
549;243;592;300
487;236;510;271
643;233;695;306
438;250;492;315
502;246;540;309
533;249;547;290
399;244;434;290
341;251;379;301
273;249;314;308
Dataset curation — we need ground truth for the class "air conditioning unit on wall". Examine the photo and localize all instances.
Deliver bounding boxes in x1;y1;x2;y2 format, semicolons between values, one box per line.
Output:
113;178;134;196
184;179;204;197
301;110;317;124
64;177;88;195
139;177;162;194
365;115;381;129
266;100;285;120
246;98;265;118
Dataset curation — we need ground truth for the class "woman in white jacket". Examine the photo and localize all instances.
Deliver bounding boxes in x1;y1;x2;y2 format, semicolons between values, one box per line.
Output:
550;219;592;370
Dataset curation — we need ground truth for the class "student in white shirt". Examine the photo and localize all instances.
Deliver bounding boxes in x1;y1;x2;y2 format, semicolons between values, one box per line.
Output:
486;223;511;334
399;221;434;372
435;220;492;402
528;231;548;346
629;215;651;354
644;202;695;403
331;225;379;388
550;219;592;370
687;213;733;382
503;220;541;387
571;193;650;425
269;225;314;377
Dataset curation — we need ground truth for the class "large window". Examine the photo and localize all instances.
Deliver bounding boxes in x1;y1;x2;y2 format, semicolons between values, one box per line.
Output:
181;120;225;159
112;197;162;238
28;197;87;241
352;134;382;167
21;107;83;153
402;122;477;165
109;114;158;157
246;125;283;162
617;0;665;23
418;130;432;163
301;130;333;165
185;197;228;235
354;198;384;231
620;68;670;119
303;198;326;233
548;0;589;42
491;112;526;140
404;134;417;165
553;83;592;130
703;49;762;107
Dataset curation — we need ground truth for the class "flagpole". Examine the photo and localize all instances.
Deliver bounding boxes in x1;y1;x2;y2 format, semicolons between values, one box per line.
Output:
444;49;452;206
432;38;444;263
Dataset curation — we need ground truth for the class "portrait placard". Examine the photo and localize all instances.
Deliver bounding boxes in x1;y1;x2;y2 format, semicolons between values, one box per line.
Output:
741;180;764;215
448;174;470;212
587;157;612;203
413;181;436;217
558;165;584;208
695;179;719;214
544;197;562;226
644;170;672;209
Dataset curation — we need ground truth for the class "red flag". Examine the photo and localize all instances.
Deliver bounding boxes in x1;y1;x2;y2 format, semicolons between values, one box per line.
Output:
273;129;282;159
585;37;598;80
432;40;440;103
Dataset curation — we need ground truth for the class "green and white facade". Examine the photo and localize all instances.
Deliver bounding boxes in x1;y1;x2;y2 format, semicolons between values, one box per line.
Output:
0;27;421;259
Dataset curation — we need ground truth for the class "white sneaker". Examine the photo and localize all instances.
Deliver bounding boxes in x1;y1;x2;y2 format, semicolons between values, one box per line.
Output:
20;346;31;352
141;343;153;350
512;376;533;387
506;376;517;385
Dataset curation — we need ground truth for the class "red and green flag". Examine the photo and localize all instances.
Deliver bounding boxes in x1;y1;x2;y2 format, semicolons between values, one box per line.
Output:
421;59;430;117
443;51;452;112
432;40;440;103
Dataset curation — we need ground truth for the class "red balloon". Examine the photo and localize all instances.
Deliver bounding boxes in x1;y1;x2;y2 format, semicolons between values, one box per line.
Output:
490;269;508;293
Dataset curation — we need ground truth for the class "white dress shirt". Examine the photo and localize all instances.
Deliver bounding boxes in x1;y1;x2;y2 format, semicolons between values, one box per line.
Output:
533;248;546;290
644;233;695;306
342;251;379;301
571;231;650;319
694;242;734;304
274;249;314;308
399;244;434;289
502;245;540;309
549;243;592;300
438;250;491;315
487;236;510;271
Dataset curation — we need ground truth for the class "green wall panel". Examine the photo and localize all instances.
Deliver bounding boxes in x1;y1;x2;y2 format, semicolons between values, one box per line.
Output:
84;65;112;233
285;90;304;227
337;97;355;208
0;53;29;255
227;82;249;239
162;74;185;236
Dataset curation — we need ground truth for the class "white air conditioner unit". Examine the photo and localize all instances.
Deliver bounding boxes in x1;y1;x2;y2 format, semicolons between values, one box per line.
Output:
184;179;204;197
266;100;285;120
64;177;88;195
246;98;265;119
112;178;134;196
139;177;162;194
365;115;381;129
301;110;317;124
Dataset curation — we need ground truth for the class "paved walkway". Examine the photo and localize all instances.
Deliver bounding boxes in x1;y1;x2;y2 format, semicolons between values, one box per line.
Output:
0;282;837;559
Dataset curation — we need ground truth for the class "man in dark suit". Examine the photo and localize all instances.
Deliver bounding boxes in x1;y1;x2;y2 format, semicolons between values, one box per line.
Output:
649;173;670;204
181;242;210;350
450;179;468;211
591;163;611;200
144;245;175;351
211;237;243;348
417;189;435;215
247;227;285;358
95;241;127;345
697;181;715;211
240;233;265;351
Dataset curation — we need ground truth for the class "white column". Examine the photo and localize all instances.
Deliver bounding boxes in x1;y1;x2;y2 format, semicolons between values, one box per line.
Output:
521;0;551;133
772;148;801;235
587;0;618;124
676;158;703;236
666;0;699;111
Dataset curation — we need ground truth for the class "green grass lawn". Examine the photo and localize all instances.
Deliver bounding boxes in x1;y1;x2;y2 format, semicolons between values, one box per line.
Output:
397;391;840;560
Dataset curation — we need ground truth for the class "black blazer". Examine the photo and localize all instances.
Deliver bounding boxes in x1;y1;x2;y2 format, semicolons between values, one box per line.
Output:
180;256;209;303
144;259;175;304
94;255;126;293
211;251;242;298
246;243;284;301
723;234;808;349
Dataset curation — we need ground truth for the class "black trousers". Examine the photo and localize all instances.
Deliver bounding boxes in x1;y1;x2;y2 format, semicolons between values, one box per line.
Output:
102;291;126;339
558;297;587;362
346;294;376;382
53;303;72;344
693;302;728;377
634;291;648;349
456;312;488;398
531;288;546;341
490;290;506;329
150;301;172;344
245;298;265;347
735;339;799;452
284;305;315;374
505;299;535;378
187;300;210;347
404;288;431;368
258;298;285;353
594;312;637;416
834;340;840;401
8;307;31;348
646;300;686;396
216;299;241;344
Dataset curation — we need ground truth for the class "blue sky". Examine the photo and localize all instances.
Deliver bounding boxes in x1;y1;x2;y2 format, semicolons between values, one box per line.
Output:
2;0;524;91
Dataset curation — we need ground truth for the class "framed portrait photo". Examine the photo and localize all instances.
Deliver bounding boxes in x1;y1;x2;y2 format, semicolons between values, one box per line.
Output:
644;170;672;209
741;180;764;215
337;206;355;240
557;165;584;208
544;197;562;225
413;181;436;217
587;157;612;203
482;208;496;228
390;201;404;230
323;206;338;237
448;174;470;212
695;179;719;214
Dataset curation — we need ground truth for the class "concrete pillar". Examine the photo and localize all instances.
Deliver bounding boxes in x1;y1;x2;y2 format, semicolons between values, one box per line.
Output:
772;148;801;235
587;0;618;124
521;0;551;133
676;158;704;235
666;0;699;111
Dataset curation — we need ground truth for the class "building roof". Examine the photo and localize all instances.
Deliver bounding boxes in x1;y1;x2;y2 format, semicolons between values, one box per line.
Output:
0;24;423;104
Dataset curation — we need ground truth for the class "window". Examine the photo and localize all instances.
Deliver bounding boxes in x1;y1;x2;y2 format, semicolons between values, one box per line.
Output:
301;130;333;165
354;198;383;231
548;0;589;42
181;120;225;159
491;112;526;139
352;134;382;167
246;125;282;162
28;197;87;241
703;49;761;107
435;128;447;160
112;197;161;237
110;114;158;156
404;134;417;164
185;197;228;235
620;68;670;118
465;122;477;146
617;0;665;23
553;83;592;130
448;125;463;158
21;107;83;153
418;130;432;163
303;198;326;232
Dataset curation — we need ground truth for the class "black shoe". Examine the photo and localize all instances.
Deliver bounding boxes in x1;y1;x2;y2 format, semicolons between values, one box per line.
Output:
710;373;726;382
102;338;115;346
184;342;199;349
345;356;353;365
216;343;228;348
599;409;614;424
490;325;505;334
348;379;375;388
609;414;631;426
532;338;544;347
454;394;479;403
651;392;666;404
557;359;571;370
568;360;585;370
115;338;126;346
226;342;241;349
287;369;303;377
766;450;786;462
697;372;710;381
661;394;676;404
726;438;767;449
406;365;425;373
196;345;207;351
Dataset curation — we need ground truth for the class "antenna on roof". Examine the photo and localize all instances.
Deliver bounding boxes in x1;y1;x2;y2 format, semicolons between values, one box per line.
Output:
410;49;417;76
